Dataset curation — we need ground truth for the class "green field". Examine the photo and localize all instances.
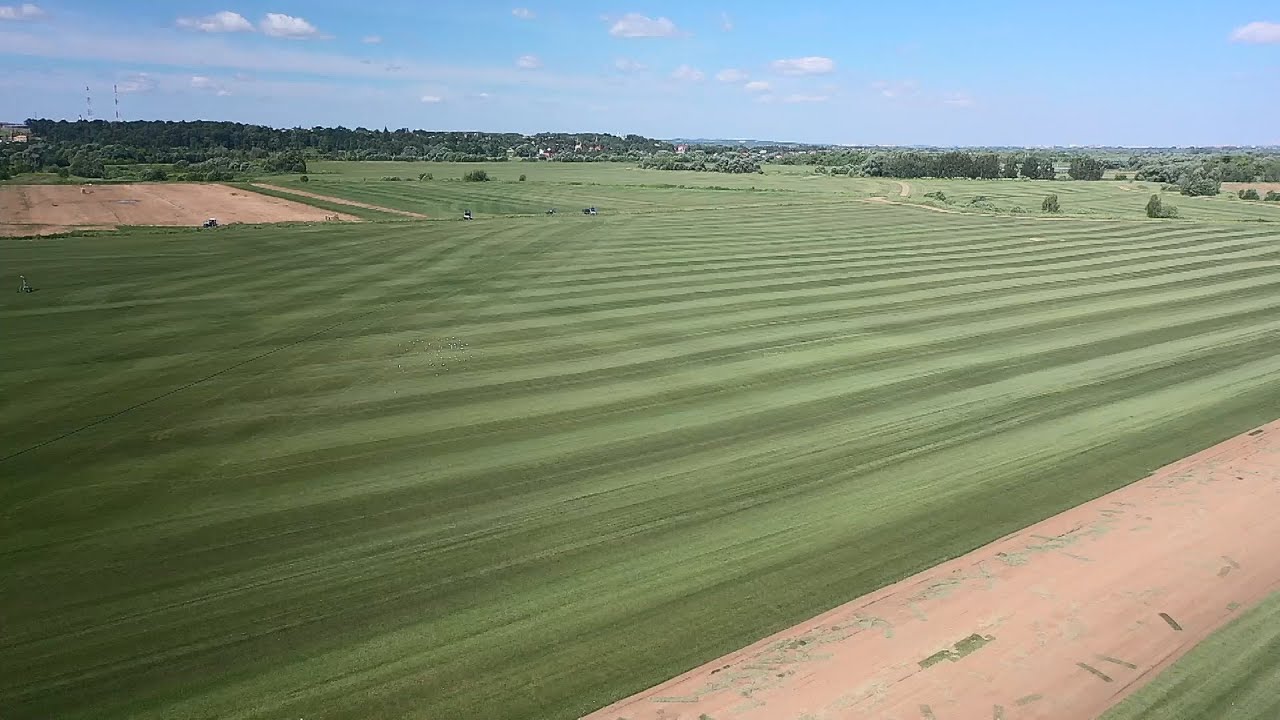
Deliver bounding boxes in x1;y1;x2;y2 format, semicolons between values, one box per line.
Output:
1103;592;1280;719
3;171;1280;720
282;160;1279;223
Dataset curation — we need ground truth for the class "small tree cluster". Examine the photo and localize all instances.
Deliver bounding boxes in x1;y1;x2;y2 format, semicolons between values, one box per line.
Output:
1178;169;1220;197
1146;194;1179;218
1067;157;1104;181
463;169;490;182
1042;193;1060;213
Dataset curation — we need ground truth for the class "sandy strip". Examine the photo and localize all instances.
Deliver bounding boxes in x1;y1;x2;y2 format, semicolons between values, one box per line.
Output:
250;183;430;218
584;421;1280;720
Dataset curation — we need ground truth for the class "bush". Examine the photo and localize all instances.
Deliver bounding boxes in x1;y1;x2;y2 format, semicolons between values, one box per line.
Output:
300;175;309;183
1146;194;1178;218
1041;193;1060;213
1265;191;1280;202
518;174;527;181
1237;188;1259;200
463;169;490;182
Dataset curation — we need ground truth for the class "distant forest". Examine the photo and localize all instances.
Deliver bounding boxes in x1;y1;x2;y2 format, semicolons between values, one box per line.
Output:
3;119;1279;187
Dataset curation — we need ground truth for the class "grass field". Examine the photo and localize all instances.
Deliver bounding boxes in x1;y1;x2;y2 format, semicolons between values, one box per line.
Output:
3;169;1280;720
260;161;1280;224
1103;591;1280;719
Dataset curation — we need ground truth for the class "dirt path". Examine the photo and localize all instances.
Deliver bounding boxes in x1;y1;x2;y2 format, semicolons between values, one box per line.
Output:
250;183;430;218
584;421;1280;720
895;180;912;197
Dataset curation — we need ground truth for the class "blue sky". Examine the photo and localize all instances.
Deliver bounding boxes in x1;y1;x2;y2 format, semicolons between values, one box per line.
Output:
1;1;1278;145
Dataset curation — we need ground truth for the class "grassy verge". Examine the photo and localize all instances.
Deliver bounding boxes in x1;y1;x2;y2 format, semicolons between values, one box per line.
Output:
230;182;410;221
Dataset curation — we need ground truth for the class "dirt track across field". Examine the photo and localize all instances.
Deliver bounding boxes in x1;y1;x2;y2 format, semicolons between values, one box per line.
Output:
250;183;430;218
584;421;1280;720
0;183;357;237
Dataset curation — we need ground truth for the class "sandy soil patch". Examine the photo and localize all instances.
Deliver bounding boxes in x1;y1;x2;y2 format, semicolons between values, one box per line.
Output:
0;183;357;237
250;183;430;218
585;421;1280;720
1222;182;1280;195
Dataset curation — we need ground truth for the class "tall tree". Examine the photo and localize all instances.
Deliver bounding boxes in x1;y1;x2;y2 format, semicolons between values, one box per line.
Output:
1002;154;1019;178
1020;156;1041;180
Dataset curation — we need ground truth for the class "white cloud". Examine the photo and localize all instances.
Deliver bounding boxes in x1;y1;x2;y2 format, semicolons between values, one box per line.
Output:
942;91;975;108
771;56;835;75
0;2;41;20
421;94;443;103
516;54;541;69
362;35;382;44
190;75;231;96
614;57;646;72
116;73;156;94
744;80;770;93
609;13;680;38
1231;21;1280;44
0;24;595;92
784;94;829;103
670;64;704;81
720;12;733;31
260;12;322;39
871;79;919;98
715;68;748;82
176;10;252;33
512;7;535;20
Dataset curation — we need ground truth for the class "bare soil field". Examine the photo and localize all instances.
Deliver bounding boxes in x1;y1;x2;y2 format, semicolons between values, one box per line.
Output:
585;421;1280;720
1222;182;1280;194
0;183;356;237
250;183;430;218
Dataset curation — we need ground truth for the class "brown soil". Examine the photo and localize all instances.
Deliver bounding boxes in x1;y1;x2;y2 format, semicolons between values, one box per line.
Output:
584;421;1280;720
1222;182;1280;195
250;183;430;218
0;184;357;237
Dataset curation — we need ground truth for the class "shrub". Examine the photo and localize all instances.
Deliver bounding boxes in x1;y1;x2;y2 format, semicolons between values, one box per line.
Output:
1041;193;1060;213
463;169;490;182
1146;194;1178;218
1238;188;1260;200
1265;191;1280;202
518;174;527;181
300;175;309;183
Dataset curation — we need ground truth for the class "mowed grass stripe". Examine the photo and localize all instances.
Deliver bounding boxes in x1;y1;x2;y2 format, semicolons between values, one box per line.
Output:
2;197;1278;720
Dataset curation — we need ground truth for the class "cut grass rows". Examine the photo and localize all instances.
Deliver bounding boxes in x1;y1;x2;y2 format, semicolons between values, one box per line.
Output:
2;199;1278;720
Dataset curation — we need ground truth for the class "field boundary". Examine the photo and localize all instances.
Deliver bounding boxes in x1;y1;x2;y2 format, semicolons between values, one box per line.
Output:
250;183;431;218
585;420;1280;720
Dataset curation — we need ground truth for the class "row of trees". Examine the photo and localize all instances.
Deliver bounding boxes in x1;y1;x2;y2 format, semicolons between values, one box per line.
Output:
639;151;763;174
24;120;672;162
